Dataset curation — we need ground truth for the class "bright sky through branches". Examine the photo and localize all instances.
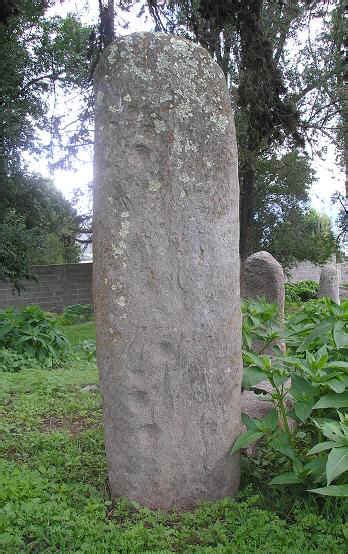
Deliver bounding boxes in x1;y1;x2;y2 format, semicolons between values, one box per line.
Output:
29;0;345;227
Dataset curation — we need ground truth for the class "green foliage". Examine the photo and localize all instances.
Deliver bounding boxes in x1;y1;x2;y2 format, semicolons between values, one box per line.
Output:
145;1;340;258
0;7;94;169
59;320;96;346
242;298;282;355
0;173;82;289
285;280;319;304
265;209;339;270
0;209;39;290
0;305;69;367
0;351;347;552
0;348;36;373
76;339;96;361
60;303;94;325
0;4;94;286
253;151;338;268
235;297;348;497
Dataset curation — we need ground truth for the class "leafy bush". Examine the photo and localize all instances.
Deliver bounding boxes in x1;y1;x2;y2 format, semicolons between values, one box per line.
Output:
1;326;346;551
285;280;319;303
242;298;282;354
235;297;348;497
0;305;69;368
0;349;36;373
70;339;97;365
78;339;96;360
60;304;94;325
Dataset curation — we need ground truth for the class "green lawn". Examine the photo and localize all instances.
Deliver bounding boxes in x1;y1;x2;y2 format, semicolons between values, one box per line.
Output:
1;322;347;552
58;321;96;345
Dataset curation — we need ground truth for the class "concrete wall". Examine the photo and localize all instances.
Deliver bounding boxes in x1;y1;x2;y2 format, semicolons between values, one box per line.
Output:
341;262;348;283
0;263;93;313
288;261;347;284
288;260;348;299
288;261;333;283
1;260;347;313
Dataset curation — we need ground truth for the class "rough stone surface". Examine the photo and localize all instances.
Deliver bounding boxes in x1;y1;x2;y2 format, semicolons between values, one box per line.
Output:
318;265;340;304
93;33;242;510
241;251;285;319
241;390;273;421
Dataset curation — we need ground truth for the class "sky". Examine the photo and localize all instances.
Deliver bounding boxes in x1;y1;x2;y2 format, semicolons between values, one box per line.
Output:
33;0;345;226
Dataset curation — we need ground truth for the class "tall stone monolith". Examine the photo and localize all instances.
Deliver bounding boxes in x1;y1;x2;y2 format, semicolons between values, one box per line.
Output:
241;251;285;320
319;265;340;304
93;33;242;510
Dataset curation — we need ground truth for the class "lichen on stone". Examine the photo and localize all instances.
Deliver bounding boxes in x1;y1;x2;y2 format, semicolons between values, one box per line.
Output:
148;181;162;192
108;43;119;65
109;104;121;113
120;220;130;238
96;90;105;107
116;296;126;307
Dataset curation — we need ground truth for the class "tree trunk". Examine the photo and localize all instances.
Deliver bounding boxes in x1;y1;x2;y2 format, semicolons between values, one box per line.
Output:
99;0;114;48
239;155;257;260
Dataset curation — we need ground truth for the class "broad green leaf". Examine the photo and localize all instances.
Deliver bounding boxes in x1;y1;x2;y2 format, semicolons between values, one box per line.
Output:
290;375;314;400
257;409;279;433
243;351;264;368
333;321;348;349
313;419;345;442
241;413;258;431
294;399;316;422
282;356;307;372
270;472;303;485
270;433;297;462
326;447;348;485
293;457;304;474
297;322;332;352
309;485;348;497
328;379;346;394
242;367;267;388
305;457;326;481
307;441;336;455
327;361;348;370
260;355;272;370
273;374;290;387
315;345;329;369
230;430;264;454
313;392;348;409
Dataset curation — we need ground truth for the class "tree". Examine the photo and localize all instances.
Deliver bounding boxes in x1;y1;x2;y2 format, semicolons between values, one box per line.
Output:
266;209;338;270
0;172;83;289
0;1;96;285
0;210;39;291
1;1;341;285
99;0;115;47
334;192;348;252
246;149;338;268
143;1;342;258
0;2;96;171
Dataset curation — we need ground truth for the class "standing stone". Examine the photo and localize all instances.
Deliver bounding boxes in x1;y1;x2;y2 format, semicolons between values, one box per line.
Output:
241;251;285;319
319;265;340;304
93;33;242;510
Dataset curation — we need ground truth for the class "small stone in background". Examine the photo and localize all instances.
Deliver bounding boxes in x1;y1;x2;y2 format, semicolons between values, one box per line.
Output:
81;384;99;393
318;265;340;304
241;251;285;320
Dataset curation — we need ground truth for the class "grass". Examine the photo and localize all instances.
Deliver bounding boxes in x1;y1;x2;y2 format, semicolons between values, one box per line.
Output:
58;321;96;345
1;322;347;552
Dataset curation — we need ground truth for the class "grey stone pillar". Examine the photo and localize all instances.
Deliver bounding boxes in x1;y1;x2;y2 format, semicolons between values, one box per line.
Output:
319;265;340;304
93;33;242;510
241;251;285;319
